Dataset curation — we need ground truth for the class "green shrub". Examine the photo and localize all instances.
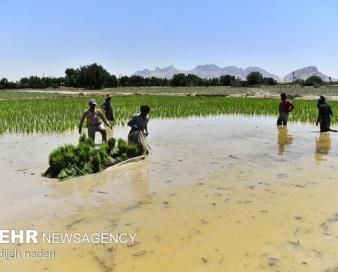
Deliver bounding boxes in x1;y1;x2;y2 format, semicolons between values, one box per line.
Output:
304;76;323;86
247;72;263;85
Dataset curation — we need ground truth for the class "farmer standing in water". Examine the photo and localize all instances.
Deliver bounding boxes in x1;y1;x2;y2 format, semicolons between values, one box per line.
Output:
127;105;150;155
277;93;295;126
316;95;335;132
101;94;115;121
79;99;112;143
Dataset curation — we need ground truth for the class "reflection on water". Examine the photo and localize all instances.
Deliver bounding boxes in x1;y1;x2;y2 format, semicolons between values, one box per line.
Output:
277;126;293;155
315;132;331;162
3;116;338;271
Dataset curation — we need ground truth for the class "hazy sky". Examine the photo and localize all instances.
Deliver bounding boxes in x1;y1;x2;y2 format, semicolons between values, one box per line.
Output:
1;0;337;80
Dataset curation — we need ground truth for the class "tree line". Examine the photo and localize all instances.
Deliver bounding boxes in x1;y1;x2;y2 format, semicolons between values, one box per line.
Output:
0;63;330;90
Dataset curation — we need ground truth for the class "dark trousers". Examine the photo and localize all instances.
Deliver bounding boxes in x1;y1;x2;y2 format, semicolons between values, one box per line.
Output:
320;119;330;132
277;112;289;126
88;123;107;143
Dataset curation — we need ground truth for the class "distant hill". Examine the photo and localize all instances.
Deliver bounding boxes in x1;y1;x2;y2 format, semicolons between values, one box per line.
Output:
134;64;336;82
283;66;335;82
134;66;182;79
134;64;281;80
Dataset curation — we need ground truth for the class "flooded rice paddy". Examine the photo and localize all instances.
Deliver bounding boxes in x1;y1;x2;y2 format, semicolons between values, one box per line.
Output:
1;115;338;271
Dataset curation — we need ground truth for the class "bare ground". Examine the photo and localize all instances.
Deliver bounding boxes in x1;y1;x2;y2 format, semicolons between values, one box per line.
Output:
3;85;338;100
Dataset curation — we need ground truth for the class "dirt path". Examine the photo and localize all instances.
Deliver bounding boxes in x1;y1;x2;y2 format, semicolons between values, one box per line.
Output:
11;87;338;101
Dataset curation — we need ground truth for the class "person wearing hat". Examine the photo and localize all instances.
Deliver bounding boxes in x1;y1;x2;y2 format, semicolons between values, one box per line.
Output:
316;95;333;132
79;99;112;143
101;94;115;121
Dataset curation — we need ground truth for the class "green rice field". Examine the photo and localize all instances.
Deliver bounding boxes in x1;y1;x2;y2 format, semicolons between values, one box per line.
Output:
0;94;332;134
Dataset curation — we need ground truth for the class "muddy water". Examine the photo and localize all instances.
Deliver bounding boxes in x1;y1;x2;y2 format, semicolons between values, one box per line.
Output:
1;116;338;271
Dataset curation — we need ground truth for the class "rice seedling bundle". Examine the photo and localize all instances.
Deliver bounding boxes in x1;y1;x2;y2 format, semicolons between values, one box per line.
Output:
43;134;141;180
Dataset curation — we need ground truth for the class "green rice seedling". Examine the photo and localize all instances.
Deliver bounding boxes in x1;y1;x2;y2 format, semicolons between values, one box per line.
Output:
79;134;95;147
126;143;140;157
117;139;128;155
107;137;116;154
91;153;102;173
2;94;332;135
46;130;146;179
76;142;96;166
82;162;94;174
98;144;114;167
44;144;77;178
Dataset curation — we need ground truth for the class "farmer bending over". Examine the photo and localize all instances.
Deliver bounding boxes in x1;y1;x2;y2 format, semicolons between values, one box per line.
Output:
127;105;150;155
316;95;334;132
79;99;112;143
277;93;294;126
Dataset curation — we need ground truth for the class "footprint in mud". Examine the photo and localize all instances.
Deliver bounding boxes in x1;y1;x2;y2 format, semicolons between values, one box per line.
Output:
287;240;302;250
132;250;147;257
277;172;288;179
267;256;279;267
97;190;109;194
201;257;208;263
320;222;330;235
312;249;321;258
238;200;251;204
291;224;300;233
200;219;208;224
327;212;338;222
290;183;306;188
162;201;170;208
260;254;279;267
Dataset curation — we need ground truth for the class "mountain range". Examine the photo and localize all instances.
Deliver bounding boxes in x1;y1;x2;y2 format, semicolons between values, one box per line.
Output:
134;65;334;82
